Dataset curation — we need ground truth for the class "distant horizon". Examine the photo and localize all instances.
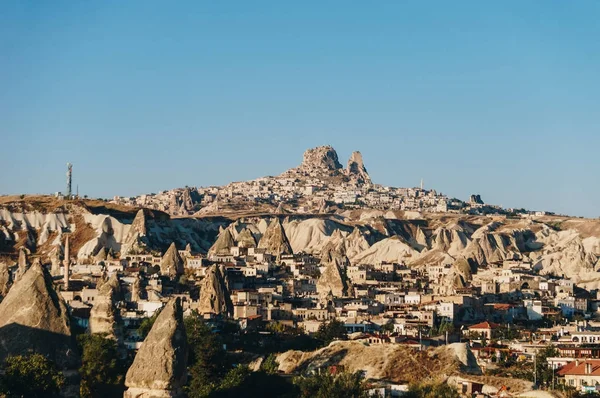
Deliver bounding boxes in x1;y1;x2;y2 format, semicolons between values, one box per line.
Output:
1;2;599;218
1;143;596;219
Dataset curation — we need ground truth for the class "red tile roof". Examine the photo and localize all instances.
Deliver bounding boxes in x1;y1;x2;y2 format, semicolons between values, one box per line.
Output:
558;360;600;376
468;321;502;330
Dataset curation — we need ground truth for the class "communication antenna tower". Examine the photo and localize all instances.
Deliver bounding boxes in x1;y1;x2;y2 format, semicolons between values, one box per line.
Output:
66;163;73;198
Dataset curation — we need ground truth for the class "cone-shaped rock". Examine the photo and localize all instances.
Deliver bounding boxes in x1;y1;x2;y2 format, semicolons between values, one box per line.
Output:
321;230;348;267
415;227;428;248
50;247;62;276
0;263;79;369
14;247;29;282
208;228;235;256
257;218;293;257
89;273;122;340
236;228;257;249
122;209;150;255
0;262;10;298
160;242;184;278
317;262;352;298
124;298;188;398
198;265;233;316
345;151;371;184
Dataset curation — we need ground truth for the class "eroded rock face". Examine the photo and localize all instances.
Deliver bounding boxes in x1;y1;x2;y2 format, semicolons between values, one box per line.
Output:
14;247;29;283
236;228;257;249
122;209;150;255
124;298;188;398
197;265;233;316
208;228;235;256
160;242;184;278
89;273;122;340
0;262;10;298
257;218;293;258
346;151;371;184
320;230;349;267
300;145;343;173
0;263;79;369
317;262;352;298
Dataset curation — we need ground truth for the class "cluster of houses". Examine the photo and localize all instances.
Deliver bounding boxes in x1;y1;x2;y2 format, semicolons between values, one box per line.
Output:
110;172;508;217
11;224;597;396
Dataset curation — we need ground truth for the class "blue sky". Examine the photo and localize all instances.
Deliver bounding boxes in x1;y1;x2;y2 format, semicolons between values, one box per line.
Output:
1;1;599;217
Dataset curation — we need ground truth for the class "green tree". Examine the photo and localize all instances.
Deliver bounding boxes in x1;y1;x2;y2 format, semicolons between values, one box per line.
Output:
185;314;230;397
260;354;279;375
535;345;559;388
0;354;65;398
294;370;368;398
315;320;347;345
78;334;125;397
380;323;395;334
138;309;161;339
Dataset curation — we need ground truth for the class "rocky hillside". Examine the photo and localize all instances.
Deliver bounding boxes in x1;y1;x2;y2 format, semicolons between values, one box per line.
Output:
280;145;371;184
1;196;599;286
276;340;480;383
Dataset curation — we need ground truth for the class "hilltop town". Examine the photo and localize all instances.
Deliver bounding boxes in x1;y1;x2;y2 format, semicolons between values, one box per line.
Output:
110;146;514;217
0;147;599;397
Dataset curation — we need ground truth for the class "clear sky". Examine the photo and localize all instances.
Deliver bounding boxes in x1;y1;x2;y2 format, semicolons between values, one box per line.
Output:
1;1;599;217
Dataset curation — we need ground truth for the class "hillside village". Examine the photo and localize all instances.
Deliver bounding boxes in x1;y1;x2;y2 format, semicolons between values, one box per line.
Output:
0;147;599;397
110;146;513;217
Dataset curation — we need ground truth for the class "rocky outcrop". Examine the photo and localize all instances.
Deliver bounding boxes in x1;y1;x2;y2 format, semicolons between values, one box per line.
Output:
320;230;348;267
89;273;122;340
317;261;352;298
469;194;484;205
258;218;293;257
436;257;473;294
197;265;233;316
276;340;480;383
208;228;235;256
0;262;10;298
124;298;188;398
236;228;257;249
346;151;371;184
299;145;343;174
122;209;150;255
351;235;416;265
160;242;184;278
13;247;29;283
0;263;78;369
431;226;470;257
49;246;62;276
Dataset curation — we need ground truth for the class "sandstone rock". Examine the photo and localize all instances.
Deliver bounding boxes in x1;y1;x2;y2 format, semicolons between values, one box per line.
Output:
160;242;184;278
346;151;371;184
236;228;257;249
351;235;416;265
122;209;150;255
0;262;10;298
50;246;62;276
208;228;235;256
0;263;78;369
198;265;233;316
89;273;122;340
320;230;348;267
257;218;293;258
415;226;428;248
317;261;352;298
131;274;143;302
124;298;188;398
14;247;29;282
299;145;342;173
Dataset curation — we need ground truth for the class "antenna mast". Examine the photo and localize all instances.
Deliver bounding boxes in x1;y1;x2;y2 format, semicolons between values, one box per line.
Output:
66;163;73;198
